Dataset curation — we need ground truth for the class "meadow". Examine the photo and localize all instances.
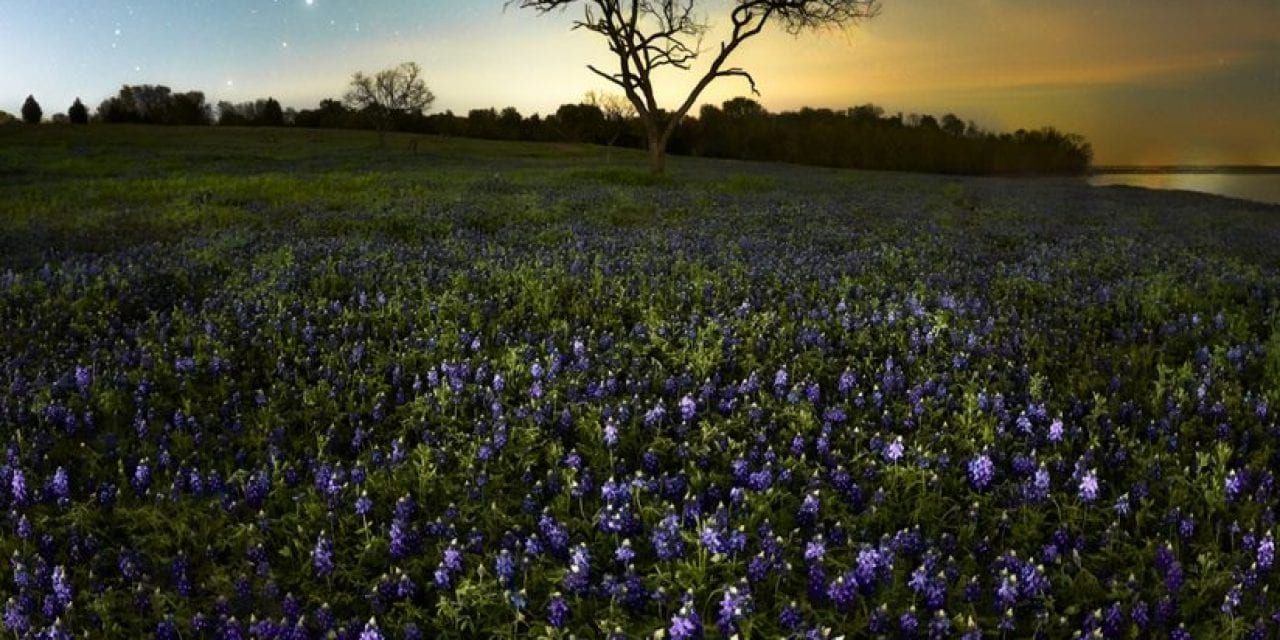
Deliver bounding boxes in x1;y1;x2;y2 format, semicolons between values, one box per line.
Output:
1;125;1279;638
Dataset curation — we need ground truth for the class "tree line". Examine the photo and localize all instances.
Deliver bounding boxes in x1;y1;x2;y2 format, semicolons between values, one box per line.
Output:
10;85;1090;175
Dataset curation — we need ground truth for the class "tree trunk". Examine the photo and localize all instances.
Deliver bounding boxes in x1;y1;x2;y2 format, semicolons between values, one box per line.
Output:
647;137;666;175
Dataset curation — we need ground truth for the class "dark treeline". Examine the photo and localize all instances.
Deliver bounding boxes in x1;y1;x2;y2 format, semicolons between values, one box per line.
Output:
696;99;1093;175
288;98;1091;175
96;85;213;126
56;83;1091;175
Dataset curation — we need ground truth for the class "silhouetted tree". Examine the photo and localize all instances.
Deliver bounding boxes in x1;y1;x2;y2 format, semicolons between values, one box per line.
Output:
68;98;89;124
169;91;212;125
940;113;965;137
261;98;285;127
294;99;355;129
344;62;435;144
555;103;606;143
94;85;211;125
509;0;880;174
217;101;248;126
21;95;42;124
217;98;284;126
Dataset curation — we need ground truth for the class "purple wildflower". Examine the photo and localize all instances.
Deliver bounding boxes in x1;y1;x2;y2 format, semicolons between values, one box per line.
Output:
358;618;384;640
968;454;995;490
1078;469;1099;503
547;593;569;629
312;534;334;577
669;605;703;640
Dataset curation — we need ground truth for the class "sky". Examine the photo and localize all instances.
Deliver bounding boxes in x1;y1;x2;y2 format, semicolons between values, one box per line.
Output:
1;0;1277;165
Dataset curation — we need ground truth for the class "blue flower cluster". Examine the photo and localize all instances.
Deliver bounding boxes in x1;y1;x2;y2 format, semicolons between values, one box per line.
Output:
1;156;1279;638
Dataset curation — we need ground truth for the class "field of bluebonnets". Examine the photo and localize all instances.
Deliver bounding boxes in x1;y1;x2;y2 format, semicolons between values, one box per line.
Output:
2;125;1280;639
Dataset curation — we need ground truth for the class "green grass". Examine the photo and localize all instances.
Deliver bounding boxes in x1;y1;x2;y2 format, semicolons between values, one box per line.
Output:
2;123;1277;268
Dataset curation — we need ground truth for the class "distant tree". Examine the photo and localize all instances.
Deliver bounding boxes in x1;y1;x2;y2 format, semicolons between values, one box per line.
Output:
21;95;42;124
848;103;883;124
217;101;248;126
0;110;14;126
466;108;500;139
261;98;285;127
95;85;211;125
940;113;965;137
295;99;355;129
555;103;605;143
509;0;880;174
68;98;89;124
722;96;766;119
169;91;211;125
344;61;435;144
50;113;69;124
496;107;524;139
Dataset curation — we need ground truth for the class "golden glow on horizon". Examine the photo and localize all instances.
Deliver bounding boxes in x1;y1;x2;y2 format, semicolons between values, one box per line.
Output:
9;1;1272;166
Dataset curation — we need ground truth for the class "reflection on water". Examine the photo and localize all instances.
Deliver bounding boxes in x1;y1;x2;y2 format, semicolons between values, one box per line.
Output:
1088;173;1280;205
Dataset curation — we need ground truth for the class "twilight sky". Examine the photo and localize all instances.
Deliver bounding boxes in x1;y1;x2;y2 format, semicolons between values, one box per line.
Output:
2;0;1277;165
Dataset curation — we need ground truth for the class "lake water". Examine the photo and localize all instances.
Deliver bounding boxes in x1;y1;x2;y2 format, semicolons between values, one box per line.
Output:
1088;173;1280;205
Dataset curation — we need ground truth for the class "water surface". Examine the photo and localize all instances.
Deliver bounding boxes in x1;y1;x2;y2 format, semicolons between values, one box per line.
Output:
1089;172;1280;205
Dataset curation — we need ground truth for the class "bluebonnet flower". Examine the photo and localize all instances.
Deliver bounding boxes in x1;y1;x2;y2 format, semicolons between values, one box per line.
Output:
1259;531;1275;571
495;549;516;588
155;616;179;640
838;369;856;395
797;491;821;528
899;608;920;637
358;618;383;640
1114;492;1132;517
679;395;696;421
716;583;752;635
1048;418;1064;443
1225;469;1247;502
669;604;703;640
773;367;788;395
355;492;372;517
651;513;686;560
10;469;26;506
614;539;635;565
434;540;464;590
779;602;804;631
547;593;569;629
51;566;72;607
563;543;591;595
855;545;894;590
805;536;826;563
827;573;859;611
49;467;70;505
884;436;905;463
313;533;334;577
968;454;995;491
1078;469;1100;503
603;419;619;449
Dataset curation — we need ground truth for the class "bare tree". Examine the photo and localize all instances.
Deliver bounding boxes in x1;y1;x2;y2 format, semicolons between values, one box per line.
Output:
509;0;880;174
344;61;436;145
585;90;637;162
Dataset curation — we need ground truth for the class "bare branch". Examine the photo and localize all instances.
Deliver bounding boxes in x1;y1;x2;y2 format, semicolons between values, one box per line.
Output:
511;0;879;172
